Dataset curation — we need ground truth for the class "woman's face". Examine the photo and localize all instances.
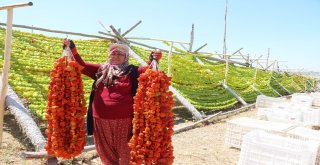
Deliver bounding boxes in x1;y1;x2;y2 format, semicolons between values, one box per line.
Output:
109;50;126;65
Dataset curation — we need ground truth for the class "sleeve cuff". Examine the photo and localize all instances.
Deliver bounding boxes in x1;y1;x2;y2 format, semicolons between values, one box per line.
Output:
71;48;78;55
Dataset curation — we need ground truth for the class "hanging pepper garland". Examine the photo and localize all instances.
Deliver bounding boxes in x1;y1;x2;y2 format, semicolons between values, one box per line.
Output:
129;56;175;165
44;50;87;159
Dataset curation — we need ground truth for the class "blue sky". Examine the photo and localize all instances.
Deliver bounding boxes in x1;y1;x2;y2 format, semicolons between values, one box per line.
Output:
0;0;319;71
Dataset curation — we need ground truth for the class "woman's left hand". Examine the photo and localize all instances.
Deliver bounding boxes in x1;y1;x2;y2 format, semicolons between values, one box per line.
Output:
149;49;162;62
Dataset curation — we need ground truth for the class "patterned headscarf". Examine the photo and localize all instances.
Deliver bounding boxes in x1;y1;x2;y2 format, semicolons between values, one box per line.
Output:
95;44;130;87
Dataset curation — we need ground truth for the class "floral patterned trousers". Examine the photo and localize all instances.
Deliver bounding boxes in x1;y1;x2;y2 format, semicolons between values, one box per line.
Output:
93;117;133;165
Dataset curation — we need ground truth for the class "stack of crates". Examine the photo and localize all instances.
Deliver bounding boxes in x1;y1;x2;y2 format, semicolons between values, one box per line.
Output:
224;117;296;149
255;95;287;109
238;130;319;165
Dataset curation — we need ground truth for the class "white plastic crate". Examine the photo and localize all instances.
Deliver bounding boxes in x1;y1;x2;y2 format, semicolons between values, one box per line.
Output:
271;102;296;110
257;107;273;117
257;107;303;125
313;99;320;107
301;108;320;125
238;130;319;165
225;117;296;149
287;127;320;141
311;93;320;107
291;94;313;108
267;109;302;124
256;95;286;108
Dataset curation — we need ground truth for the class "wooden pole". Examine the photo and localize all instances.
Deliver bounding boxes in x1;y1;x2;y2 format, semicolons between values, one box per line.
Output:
272;60;276;72
254;59;258;85
223;0;228;56
98;31;119;38
168;42;173;76
0;1;33;149
125;37;189;44
224;52;229;84
266;48;270;68
0;2;32;10
205;56;249;67
22;145;97;158
189;24;194;52
0;23;114;40
0;8;13;148
246;54;250;65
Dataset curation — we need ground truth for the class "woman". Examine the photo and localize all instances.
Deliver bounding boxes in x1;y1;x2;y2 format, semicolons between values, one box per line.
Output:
63;39;162;165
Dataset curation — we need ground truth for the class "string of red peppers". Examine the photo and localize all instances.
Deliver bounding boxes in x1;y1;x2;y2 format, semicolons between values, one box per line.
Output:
44;55;87;159
129;57;175;165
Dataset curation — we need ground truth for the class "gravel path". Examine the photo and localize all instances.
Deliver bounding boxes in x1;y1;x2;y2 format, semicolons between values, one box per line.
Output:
172;108;257;165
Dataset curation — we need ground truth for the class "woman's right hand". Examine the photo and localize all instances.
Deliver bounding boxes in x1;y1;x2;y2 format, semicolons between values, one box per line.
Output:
63;38;76;50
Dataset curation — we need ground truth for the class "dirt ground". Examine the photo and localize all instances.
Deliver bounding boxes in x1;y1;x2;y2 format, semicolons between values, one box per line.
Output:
0;108;257;165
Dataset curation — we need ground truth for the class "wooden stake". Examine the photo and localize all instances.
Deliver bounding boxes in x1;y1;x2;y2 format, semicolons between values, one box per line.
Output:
0;8;13;148
179;43;189;51
109;25;128;43
251;85;263;95
167;42;173;76
222;83;247;105
231;48;243;55
265;60;276;71
122;20;142;37
194;43;207;53
271;76;292;94
98;21;111;34
127;39;171;54
268;84;282;96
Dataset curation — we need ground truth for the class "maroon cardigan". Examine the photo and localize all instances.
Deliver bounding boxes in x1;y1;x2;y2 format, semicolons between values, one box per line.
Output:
71;49;146;119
